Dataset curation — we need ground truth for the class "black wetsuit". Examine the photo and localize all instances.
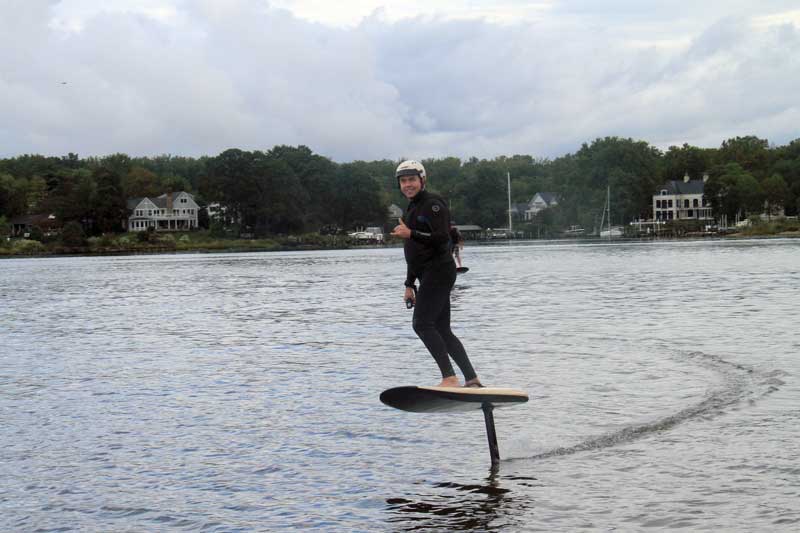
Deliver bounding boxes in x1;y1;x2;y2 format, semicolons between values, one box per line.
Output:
403;190;477;381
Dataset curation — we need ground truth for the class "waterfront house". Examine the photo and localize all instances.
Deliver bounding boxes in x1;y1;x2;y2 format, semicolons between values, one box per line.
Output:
9;213;60;237
653;174;712;222
525;192;559;220
127;191;199;232
510;202;531;221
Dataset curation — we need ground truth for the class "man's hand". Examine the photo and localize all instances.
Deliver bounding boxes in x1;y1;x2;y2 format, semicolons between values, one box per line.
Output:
404;286;416;308
391;218;412;239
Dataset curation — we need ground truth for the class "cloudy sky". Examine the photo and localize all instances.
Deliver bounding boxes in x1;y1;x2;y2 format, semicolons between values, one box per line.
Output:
1;0;798;161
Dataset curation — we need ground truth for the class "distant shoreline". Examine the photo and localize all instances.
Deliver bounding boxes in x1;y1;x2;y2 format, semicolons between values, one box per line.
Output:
3;230;799;259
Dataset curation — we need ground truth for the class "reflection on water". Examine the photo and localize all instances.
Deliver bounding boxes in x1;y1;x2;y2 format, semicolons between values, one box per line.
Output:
1;240;799;531
386;471;534;532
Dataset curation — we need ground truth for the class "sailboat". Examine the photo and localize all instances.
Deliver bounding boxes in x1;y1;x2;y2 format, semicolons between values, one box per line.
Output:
598;186;623;238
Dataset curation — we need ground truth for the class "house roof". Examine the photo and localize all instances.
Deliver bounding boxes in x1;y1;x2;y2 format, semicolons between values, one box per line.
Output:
127;192;195;210
9;213;58;227
127;197;145;210
535;192;558;204
151;192;195;208
658;180;705;195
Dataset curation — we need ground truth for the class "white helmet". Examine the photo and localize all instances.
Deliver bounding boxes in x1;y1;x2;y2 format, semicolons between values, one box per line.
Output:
395;160;426;189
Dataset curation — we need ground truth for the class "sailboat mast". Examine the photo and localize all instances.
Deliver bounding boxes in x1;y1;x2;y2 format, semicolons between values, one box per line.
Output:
507;172;512;233
607;186;611;238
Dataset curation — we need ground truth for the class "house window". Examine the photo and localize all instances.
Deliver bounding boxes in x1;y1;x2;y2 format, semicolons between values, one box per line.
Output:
693;199;699;207
661;190;668;195
656;200;661;208
688;210;694;218
684;199;690;208
668;200;673;208
181;198;187;203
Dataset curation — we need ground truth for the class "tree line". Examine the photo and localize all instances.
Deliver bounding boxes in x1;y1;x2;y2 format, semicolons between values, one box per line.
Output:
1;136;799;238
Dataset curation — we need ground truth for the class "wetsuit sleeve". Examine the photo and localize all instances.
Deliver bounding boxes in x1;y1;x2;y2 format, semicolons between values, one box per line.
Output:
410;199;450;246
404;268;417;288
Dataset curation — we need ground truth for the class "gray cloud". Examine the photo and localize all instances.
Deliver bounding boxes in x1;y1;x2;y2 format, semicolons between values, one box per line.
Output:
1;0;798;161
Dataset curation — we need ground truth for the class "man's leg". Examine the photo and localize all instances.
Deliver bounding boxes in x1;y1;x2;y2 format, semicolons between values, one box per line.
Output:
413;282;458;384
435;296;478;382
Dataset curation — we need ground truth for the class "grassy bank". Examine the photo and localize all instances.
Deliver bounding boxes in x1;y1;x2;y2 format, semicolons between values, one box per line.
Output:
0;230;359;257
729;218;800;237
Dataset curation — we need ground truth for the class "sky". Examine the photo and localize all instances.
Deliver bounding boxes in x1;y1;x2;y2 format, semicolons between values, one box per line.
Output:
1;0;799;162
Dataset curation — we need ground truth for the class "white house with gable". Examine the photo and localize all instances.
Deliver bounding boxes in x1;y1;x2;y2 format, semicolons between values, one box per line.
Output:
525;192;559;220
127;191;199;232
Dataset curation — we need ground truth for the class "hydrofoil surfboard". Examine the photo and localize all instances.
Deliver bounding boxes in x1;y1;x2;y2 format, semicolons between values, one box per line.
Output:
380;385;527;413
380;385;529;466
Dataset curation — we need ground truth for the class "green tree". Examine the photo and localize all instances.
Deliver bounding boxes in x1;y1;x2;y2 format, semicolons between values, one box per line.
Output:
705;163;762;220
333;163;386;230
663;143;713;181
718;136;770;179
0;154;61;179
26;176;48;211
0;173;29;218
255;155;308;234
46;169;97;228
460;159;508;228
0;215;9;241
705;163;745;221
122;166;161;198
761;174;789;219
735;174;763;217
160;173;191;193
92;167;127;234
91;153;133;176
204;149;309;235
60;153;81;169
132;154;207;191
61;220;87;247
769;142;800;216
202;148;257;229
267;145;338;228
423;157;463;201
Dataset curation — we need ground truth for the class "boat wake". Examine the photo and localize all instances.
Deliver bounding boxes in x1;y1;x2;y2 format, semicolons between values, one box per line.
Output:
512;350;785;462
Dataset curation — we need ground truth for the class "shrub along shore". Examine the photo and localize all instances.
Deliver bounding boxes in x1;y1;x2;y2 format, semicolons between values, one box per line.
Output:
0;230;360;257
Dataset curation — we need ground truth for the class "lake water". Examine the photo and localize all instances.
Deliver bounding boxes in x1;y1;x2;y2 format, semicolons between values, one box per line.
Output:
2;238;799;531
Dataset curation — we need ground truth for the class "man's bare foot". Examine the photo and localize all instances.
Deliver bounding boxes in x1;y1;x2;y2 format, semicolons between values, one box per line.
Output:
464;378;484;388
436;376;461;387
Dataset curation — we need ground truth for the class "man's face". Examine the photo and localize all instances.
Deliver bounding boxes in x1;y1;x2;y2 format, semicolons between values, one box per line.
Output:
399;174;423;199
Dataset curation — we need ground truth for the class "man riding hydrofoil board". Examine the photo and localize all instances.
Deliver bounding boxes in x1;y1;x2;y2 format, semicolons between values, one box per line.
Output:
391;160;483;388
